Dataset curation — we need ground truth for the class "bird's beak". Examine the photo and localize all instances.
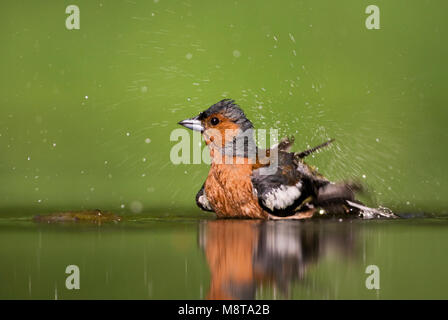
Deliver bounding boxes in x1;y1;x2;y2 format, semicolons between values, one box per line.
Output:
178;115;204;132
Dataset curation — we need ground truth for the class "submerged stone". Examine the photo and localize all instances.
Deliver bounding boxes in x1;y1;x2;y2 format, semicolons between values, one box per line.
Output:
33;209;122;224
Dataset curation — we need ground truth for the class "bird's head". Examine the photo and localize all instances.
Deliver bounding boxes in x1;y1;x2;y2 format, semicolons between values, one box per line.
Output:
178;99;254;149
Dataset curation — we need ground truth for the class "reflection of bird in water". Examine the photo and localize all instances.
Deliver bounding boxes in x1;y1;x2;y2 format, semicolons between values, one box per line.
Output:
199;219;357;300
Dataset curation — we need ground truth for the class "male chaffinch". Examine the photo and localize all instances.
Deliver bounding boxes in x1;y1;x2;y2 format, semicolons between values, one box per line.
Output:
179;99;395;220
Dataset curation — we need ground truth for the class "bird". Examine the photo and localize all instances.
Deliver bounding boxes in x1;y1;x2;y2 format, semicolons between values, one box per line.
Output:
178;99;396;220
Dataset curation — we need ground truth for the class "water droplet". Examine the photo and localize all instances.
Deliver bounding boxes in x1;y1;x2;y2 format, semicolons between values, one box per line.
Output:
288;33;296;43
130;200;143;213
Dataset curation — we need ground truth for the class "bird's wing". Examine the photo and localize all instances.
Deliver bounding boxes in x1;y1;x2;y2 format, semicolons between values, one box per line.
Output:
272;136;295;152
294;139;334;159
252;152;320;216
195;184;213;212
253;139;368;217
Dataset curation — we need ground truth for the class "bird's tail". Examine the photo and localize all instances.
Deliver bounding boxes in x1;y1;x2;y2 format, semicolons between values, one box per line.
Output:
315;182;397;219
346;200;398;219
316;181;361;204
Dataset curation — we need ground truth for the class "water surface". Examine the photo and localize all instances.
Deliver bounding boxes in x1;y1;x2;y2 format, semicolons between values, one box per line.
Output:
1;214;447;299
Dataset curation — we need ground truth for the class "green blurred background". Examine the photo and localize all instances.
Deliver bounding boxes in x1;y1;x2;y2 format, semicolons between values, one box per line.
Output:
1;0;447;216
1;0;448;301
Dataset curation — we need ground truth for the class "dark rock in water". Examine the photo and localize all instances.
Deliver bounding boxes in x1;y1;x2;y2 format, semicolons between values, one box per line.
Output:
33;209;122;224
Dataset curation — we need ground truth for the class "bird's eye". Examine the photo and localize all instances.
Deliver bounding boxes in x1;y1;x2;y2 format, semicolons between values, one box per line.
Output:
210;117;220;126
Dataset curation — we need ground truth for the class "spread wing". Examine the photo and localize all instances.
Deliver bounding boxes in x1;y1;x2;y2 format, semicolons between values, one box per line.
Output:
252;171;307;216
252;138;339;216
252;159;365;217
252;151;327;217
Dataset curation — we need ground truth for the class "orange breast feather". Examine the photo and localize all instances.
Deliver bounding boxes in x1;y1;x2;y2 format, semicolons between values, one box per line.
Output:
204;156;268;219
